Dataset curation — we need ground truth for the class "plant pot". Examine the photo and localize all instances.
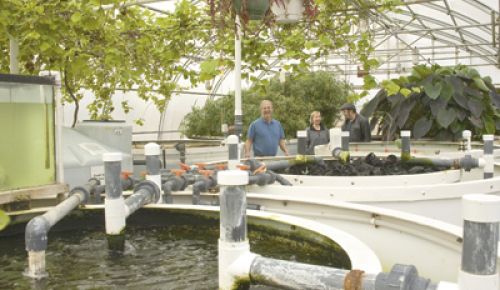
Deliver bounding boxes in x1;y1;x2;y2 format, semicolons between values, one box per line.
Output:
233;0;270;20
270;0;305;24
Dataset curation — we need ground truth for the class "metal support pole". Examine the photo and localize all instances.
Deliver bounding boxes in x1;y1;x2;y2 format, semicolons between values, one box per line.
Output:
144;142;162;203
297;130;307;155
234;15;243;138
103;152;126;250
227;135;240;170
218;170;255;290
9;35;19;74
401;130;411;161
459;194;500;290
483;135;494;179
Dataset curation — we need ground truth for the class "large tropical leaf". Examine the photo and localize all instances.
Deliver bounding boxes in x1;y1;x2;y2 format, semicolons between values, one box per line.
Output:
467;98;484;118
423;81;442;100
469;116;483;128
361;90;385;117
440;78;454;101
413;116;433;139
453;90;468;109
430;97;448;117
456;109;467;121
483;114;496;134
489;91;500;108
464;87;483;99
395;99;416;128
436;107;457;128
473;77;489;92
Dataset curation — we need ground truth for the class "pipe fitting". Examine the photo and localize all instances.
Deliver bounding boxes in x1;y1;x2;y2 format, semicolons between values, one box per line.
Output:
375;264;433;290
69;186;91;204
25;216;50;251
134;180;161;204
459;155;480;172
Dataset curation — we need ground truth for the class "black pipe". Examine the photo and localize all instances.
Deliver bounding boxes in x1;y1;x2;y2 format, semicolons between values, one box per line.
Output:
192;176;217;205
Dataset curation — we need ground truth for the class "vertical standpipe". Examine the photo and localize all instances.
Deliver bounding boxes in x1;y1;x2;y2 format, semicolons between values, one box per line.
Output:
483;135;494;179
297;130;307;155
401;130;411;161
227;135;240;170
462;130;472;152
218;170;254;290
341;131;350;151
459;194;500;290
103;152;126;250
144;142;162;203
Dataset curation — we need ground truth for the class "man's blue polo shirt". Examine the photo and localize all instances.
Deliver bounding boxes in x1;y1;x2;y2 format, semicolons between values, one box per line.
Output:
247;118;285;156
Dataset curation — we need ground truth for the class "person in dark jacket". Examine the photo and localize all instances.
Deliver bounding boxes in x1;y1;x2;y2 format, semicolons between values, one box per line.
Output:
305;111;330;154
340;103;371;142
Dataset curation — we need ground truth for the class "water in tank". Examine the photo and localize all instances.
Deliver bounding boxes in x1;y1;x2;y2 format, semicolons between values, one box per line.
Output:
0;75;55;190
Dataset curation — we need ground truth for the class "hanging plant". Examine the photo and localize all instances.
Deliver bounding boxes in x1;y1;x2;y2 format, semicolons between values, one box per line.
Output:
361;64;500;141
207;0;317;27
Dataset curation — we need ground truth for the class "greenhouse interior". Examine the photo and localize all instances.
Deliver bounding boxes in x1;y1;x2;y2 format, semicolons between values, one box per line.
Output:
1;0;500;289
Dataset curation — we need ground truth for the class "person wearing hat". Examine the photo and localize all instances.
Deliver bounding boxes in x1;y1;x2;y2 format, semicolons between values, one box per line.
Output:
340;103;371;142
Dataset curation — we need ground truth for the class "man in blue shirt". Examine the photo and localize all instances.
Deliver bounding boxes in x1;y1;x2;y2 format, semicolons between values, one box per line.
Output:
244;100;289;158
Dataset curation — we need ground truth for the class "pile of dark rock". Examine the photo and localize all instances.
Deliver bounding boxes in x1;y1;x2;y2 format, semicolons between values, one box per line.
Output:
278;153;447;176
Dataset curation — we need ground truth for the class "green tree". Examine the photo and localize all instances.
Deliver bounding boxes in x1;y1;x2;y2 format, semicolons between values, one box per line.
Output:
0;0;398;125
182;71;352;138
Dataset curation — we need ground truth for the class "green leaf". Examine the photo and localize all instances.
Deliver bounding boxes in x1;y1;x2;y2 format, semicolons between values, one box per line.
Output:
413;117;433;139
423;81;442;100
381;80;400;96
400;88;412;97
467;98;484;118
40;42;51;52
0;210;9;231
440;79;453;101
483;114;496;134
473;77;489;92
71;12;82;23
362;75;377;90
436;107;457;128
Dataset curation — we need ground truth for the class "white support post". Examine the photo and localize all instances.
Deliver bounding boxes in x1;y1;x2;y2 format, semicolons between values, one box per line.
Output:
401;130;411;161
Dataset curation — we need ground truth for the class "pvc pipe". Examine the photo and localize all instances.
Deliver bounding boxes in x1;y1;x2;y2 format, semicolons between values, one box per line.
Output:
483;135;494;179
218;170;250;290
459;194;500;290
329;128;342;151
234;15;243;138
462;130;472;152
25;182;94;279
250;259;439;290
401;130;411;161
227;135;239;170
145;142;162;203
192;176;216;205
103;153;126;249
297;130;307;155
341;131;350;151
124;181;160;217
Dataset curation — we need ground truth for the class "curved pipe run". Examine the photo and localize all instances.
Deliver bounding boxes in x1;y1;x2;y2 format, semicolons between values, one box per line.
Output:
25;180;97;279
